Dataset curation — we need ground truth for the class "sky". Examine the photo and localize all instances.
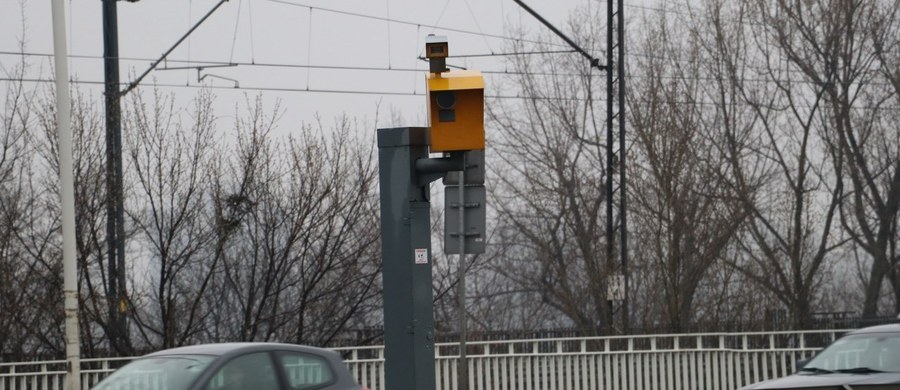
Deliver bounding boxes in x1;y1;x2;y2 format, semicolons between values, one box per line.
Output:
0;0;602;136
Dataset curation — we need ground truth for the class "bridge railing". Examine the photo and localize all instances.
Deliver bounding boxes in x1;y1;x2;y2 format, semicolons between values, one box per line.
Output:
1;329;845;390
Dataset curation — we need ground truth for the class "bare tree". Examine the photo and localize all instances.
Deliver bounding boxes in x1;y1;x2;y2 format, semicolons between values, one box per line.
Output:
634;0;852;330
487;8;613;334
0;62;48;359
750;0;897;317
204;100;381;346
704;0;848;329
3;73;120;359
124;89;218;349
868;0;900;314
627;5;749;331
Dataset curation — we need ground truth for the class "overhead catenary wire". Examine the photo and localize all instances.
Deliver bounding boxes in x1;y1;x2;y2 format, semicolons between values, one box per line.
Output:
0;76;600;101
386;0;392;69
307;7;313;89
122;0;230;95
413;25;421;93
430;0;452;36
4;0;844;96
229;0;244;63
187;0;193;84
248;0;257;63
0;46;828;82
4;50;898;88
265;0;569;49
0;50;586;75
462;0;495;54
428;49;577;59
4;77;899;111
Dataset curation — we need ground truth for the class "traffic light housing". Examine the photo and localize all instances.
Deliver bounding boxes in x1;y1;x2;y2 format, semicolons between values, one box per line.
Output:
427;70;485;152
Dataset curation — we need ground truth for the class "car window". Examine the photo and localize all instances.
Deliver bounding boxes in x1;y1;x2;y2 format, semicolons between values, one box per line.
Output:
92;355;214;390
204;352;280;390
807;334;900;372
275;351;334;389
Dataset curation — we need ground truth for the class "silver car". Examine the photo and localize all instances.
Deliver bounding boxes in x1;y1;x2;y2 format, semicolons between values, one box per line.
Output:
740;323;900;389
92;343;366;390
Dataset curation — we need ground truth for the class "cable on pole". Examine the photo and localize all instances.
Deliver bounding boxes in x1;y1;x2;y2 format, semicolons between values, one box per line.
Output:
512;0;607;72
121;0;230;96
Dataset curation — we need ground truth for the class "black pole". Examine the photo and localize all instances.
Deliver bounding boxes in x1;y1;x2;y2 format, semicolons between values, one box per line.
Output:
511;0;626;335
102;0;128;355
617;0;628;334
605;0;616;334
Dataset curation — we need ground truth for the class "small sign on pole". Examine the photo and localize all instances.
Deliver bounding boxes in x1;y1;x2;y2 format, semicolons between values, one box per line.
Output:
608;274;625;301
414;248;428;264
443;185;486;254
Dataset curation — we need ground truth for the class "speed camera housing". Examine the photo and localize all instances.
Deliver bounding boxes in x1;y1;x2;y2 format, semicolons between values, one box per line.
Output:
427;70;484;152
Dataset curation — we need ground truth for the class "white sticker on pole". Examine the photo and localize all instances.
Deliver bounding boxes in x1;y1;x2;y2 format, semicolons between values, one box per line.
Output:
415;248;428;264
608;274;625;301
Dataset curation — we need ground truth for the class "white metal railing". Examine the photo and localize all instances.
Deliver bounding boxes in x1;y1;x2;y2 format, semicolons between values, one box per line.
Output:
1;330;844;390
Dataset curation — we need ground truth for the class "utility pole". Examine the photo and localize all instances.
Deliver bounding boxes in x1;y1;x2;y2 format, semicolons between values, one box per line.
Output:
377;36;486;390
514;0;628;334
99;0;224;356
606;0;628;334
50;0;80;387
102;0;129;355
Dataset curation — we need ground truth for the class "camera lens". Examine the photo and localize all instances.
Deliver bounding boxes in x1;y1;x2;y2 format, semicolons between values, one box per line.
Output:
435;91;456;109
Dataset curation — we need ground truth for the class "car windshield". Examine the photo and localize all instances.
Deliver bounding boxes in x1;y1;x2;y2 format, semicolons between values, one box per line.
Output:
92;355;215;390
804;333;900;373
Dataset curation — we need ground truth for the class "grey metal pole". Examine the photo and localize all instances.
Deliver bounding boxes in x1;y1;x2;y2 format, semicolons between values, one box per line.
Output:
377;127;436;390
457;153;467;390
50;0;81;388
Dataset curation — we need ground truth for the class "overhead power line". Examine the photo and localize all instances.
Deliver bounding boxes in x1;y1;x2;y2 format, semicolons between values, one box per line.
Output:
0;76;600;101
265;0;569;49
4;77;899;111
432;50;578;59
3;50;897;87
122;0;229;95
0;50;586;76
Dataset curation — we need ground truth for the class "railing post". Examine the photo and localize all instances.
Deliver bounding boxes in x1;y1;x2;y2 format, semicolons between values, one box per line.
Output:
378;347;385;390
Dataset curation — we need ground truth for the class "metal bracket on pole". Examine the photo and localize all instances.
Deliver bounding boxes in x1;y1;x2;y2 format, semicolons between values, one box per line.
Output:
415;152;464;186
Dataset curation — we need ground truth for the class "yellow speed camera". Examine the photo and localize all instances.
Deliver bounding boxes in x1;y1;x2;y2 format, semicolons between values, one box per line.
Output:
427;70;484;152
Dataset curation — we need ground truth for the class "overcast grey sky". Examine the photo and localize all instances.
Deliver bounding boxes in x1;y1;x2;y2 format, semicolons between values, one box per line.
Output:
0;0;607;135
